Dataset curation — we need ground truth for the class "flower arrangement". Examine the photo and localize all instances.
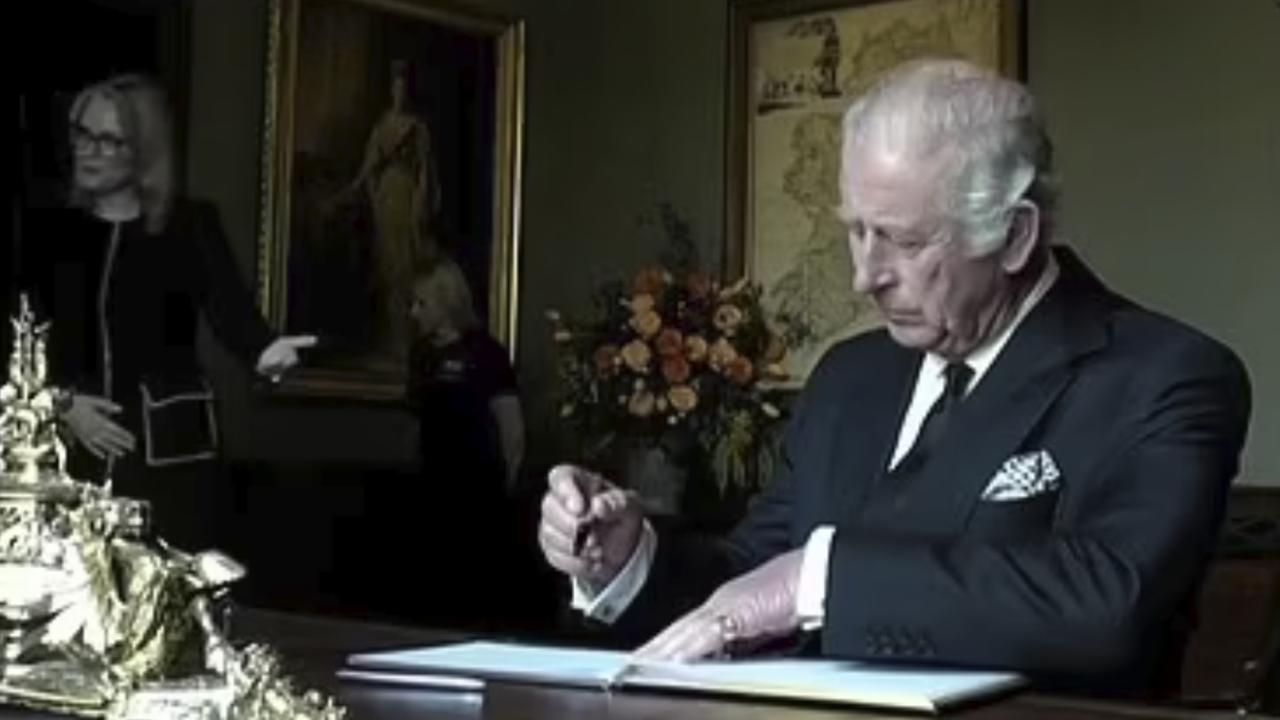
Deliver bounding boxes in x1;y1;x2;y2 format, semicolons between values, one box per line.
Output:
548;266;789;494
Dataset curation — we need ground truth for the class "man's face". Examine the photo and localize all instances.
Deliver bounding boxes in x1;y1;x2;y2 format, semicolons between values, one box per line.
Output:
71;94;135;196
844;147;1008;358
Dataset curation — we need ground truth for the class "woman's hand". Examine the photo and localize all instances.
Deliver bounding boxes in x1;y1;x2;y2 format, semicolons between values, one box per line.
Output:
255;335;318;382
61;394;136;459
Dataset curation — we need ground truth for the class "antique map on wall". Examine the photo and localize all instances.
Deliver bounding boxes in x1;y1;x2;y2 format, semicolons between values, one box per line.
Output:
745;0;1010;383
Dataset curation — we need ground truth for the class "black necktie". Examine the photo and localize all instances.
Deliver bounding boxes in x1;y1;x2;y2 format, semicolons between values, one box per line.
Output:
893;361;973;475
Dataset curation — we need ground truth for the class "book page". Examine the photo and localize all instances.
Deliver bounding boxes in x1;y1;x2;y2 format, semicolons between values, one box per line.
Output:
347;641;632;689
625;657;1023;712
347;642;1023;712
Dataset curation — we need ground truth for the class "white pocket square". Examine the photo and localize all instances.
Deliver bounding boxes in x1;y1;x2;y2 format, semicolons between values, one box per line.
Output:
981;450;1063;502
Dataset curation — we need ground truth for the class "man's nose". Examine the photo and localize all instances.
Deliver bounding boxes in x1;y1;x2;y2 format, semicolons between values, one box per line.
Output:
851;241;892;294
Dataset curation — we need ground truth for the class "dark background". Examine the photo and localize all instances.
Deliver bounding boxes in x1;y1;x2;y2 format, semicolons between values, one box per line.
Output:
283;0;497;367
4;0;559;637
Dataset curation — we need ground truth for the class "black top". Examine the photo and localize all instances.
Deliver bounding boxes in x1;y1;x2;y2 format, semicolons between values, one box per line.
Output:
21;198;273;417
406;329;516;496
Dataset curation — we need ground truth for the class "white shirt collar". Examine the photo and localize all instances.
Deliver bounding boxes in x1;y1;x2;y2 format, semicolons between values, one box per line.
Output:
920;251;1061;393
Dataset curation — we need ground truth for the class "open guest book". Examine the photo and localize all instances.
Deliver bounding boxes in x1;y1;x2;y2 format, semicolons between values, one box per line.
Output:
344;641;1025;714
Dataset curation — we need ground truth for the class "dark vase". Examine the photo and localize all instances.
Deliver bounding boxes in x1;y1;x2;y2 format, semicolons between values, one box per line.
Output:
608;433;753;532
603;431;697;517
619;441;688;517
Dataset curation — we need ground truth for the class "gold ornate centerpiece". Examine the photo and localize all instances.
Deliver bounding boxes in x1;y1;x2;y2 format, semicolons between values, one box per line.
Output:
0;296;344;719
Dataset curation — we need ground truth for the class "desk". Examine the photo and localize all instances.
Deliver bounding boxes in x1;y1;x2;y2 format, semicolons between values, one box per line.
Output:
0;610;1271;720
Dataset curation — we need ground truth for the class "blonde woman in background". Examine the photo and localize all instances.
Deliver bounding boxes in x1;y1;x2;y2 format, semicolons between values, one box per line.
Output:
407;257;522;495
405;257;524;629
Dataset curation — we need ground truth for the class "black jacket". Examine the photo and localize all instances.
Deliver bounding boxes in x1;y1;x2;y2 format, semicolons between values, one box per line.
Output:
21;199;272;468
609;247;1251;697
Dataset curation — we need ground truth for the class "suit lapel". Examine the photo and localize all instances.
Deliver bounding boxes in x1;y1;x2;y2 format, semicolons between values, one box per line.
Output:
827;340;920;525
882;247;1111;537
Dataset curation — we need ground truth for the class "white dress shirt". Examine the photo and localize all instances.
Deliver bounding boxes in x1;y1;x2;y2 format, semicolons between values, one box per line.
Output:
575;255;1061;627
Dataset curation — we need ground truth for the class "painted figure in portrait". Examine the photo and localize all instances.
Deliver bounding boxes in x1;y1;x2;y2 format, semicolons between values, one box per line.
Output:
336;59;442;364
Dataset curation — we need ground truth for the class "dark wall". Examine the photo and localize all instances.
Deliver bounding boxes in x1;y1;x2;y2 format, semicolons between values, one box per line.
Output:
186;0;729;482
186;0;1280;487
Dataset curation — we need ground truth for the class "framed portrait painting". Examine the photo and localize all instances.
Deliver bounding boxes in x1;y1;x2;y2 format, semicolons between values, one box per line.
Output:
726;0;1022;385
259;0;524;399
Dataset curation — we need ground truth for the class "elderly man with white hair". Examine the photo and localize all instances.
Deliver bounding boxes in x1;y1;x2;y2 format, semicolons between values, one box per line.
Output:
537;59;1251;697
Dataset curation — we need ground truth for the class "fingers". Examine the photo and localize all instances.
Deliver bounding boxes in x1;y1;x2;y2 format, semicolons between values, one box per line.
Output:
99;421;137;452
83;425;135;459
82;438;106;459
79;396;122;414
538;507;608;575
542;465;621;577
283;334;319;349
538;521;590;575
539;490;581;546
90;419;136;459
546;464;601;517
635;607;726;662
589;487;635;523
255;335;317;378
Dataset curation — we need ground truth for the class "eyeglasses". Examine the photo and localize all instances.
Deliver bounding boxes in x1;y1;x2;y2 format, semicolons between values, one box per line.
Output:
846;218;950;262
70;124;131;158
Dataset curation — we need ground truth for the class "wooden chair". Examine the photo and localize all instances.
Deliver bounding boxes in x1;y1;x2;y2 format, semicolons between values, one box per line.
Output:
1179;491;1280;714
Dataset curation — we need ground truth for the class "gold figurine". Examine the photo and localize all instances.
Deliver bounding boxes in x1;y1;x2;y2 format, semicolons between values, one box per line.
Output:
0;295;344;719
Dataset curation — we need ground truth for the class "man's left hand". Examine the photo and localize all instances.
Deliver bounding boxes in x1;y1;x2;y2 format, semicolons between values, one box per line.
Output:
635;549;804;662
255;335;318;381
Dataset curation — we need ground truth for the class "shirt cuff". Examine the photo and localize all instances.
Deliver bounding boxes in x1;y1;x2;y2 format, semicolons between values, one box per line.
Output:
796;525;835;630
569;520;657;625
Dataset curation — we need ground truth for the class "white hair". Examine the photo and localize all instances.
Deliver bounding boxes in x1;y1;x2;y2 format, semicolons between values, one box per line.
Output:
841;58;1057;255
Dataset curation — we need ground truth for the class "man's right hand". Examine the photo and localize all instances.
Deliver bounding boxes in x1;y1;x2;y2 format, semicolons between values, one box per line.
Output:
60;394;135;460
538;464;643;592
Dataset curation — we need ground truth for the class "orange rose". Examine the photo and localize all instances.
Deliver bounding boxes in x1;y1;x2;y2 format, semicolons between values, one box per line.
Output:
593;344;620;374
620;339;652;373
661;355;691;384
684;335;709;363
713;304;744;334
668;385;699;414
632;267;668;296
707;338;738;370
630;310;662;339
726;356;754;385
629;293;655;314
654;328;684;357
685;272;714;301
628;389;656;418
763;361;788;381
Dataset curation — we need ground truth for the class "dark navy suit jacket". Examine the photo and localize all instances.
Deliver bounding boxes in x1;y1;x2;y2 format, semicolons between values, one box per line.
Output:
608;247;1251;697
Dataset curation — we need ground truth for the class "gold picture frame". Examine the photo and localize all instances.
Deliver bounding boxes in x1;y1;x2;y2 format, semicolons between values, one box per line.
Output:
726;0;1022;385
258;0;524;400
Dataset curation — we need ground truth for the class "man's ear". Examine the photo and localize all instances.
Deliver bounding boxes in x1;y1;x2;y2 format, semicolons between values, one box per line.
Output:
999;199;1040;274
